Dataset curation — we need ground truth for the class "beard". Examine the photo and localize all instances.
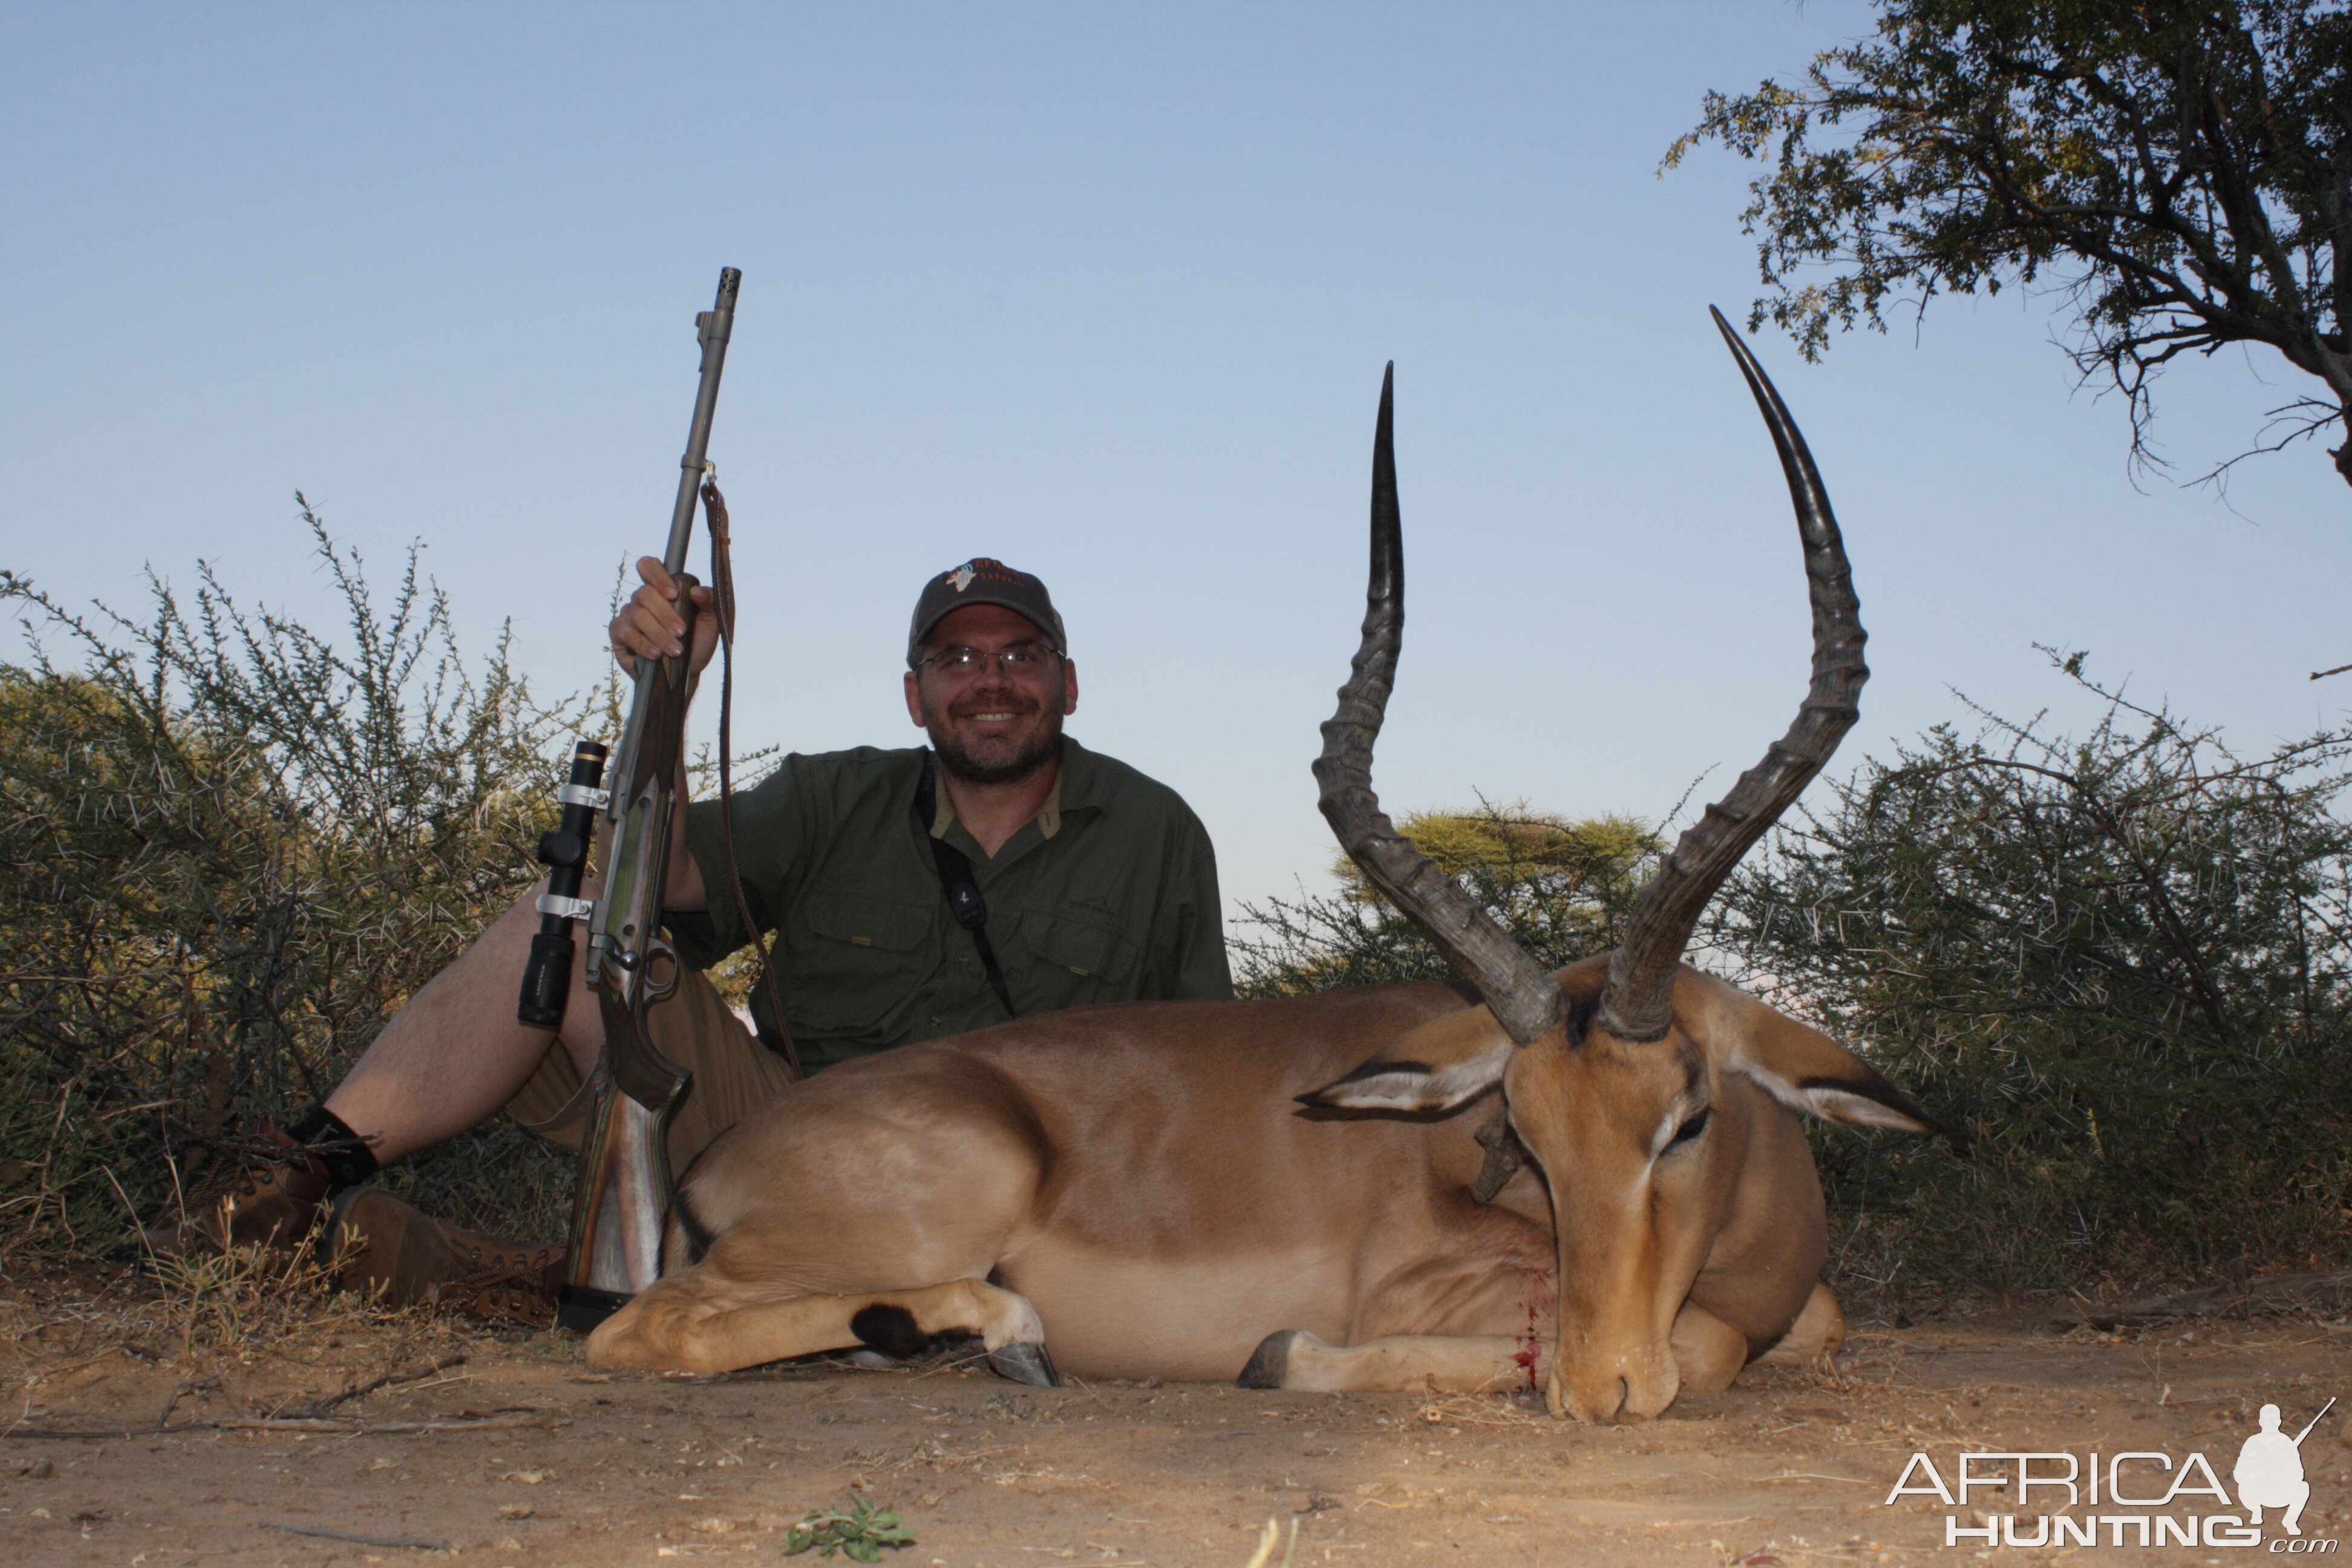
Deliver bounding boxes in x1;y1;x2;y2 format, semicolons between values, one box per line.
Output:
926;694;1067;786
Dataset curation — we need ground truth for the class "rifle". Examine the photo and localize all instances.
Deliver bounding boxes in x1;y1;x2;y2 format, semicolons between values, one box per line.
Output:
515;266;792;1334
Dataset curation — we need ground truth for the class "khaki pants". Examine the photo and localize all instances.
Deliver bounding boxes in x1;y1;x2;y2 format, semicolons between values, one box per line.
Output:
508;970;798;1179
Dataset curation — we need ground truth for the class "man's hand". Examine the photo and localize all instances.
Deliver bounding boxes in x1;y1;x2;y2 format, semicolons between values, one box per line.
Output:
610;556;720;675
606;558;713;913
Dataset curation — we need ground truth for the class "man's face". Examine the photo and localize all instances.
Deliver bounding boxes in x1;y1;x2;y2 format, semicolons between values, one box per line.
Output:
903;603;1079;785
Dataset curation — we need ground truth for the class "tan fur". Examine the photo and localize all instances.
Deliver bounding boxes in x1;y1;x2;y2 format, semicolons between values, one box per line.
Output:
591;1276;1044;1376
1377;1004;1512;1071
1757;1282;1848;1370
1668;1303;1753;1394
1273;1331;1541;1396
586;968;1933;1423
1241;1288;1768;1401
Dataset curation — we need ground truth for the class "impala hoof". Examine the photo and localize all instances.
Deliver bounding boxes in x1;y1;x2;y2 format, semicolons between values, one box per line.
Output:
1237;1330;1295;1389
987;1341;1059;1388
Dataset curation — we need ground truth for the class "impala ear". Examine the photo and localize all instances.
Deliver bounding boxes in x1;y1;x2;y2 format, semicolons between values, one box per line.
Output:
1704;988;1963;1145
1299;1005;1512;1115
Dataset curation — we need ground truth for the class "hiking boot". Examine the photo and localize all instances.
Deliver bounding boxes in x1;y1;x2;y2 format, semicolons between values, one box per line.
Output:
140;1126;332;1259
328;1189;566;1326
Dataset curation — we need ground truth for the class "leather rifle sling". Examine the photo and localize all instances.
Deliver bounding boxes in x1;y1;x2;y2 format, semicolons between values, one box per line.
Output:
700;479;803;1079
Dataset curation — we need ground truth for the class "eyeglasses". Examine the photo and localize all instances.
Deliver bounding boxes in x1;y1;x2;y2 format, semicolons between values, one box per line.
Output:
913;642;1064;680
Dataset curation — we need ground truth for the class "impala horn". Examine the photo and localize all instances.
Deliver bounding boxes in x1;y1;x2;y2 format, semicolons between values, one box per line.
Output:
1593;309;1868;1044
1314;364;1567;1047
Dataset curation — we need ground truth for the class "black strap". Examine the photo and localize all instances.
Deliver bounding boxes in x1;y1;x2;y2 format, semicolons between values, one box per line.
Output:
914;754;1016;1018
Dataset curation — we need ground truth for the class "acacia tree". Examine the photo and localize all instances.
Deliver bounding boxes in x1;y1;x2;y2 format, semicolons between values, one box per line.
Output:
1666;1;2352;487
1235;805;1661;997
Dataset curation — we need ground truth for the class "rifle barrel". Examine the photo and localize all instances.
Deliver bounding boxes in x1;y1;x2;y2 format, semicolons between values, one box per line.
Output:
664;266;741;575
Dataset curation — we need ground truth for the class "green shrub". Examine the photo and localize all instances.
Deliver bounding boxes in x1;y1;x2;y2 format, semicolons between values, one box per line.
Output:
1708;658;2352;1297
0;502;582;1258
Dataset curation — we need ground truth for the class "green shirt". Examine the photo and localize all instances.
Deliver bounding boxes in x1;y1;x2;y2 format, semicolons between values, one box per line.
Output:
670;736;1233;1071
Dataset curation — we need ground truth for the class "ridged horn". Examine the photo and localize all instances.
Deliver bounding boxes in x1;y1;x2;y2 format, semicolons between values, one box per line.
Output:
1314;364;1567;1047
1595;309;1867;1043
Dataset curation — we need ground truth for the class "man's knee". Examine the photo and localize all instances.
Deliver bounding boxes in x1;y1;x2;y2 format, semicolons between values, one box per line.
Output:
483;878;561;954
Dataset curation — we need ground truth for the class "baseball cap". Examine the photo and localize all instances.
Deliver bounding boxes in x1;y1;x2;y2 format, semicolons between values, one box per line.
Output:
907;558;1067;665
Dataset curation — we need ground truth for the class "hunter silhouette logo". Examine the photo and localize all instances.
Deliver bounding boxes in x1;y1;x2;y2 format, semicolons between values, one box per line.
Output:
1881;1396;2336;1550
2239;1399;2334;1537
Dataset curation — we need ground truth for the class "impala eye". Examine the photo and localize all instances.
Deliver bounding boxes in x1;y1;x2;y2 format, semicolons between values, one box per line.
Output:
1665;1106;1711;1149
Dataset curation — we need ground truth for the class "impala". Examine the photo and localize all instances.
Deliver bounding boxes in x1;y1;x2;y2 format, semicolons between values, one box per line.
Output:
586;313;1952;1422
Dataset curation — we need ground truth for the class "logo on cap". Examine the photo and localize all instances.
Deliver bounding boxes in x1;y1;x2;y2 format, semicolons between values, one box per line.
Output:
949;564;977;592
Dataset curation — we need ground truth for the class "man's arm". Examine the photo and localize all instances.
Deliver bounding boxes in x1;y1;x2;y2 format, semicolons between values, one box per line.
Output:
608;554;714;912
1168;812;1235;1001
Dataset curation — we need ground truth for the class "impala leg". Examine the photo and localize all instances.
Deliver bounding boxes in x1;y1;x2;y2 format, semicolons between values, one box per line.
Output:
1241;1295;1843;1402
1239;1331;1543;1395
586;1273;1054;1383
1754;1282;1846;1371
1668;1302;1749;1394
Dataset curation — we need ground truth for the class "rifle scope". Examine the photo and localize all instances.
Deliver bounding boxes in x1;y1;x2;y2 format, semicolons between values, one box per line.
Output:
518;739;611;1028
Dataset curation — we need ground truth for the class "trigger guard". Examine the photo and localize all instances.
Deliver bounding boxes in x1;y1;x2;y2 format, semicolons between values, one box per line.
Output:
638;935;682;1002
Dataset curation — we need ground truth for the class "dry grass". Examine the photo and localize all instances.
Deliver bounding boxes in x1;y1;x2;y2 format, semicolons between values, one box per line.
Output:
0;1244;521;1422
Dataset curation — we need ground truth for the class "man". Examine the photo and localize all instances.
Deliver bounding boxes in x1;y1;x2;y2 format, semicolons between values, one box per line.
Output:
143;556;1233;1318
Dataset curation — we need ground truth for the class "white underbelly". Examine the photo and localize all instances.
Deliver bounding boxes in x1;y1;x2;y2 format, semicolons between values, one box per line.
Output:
999;1241;1357;1382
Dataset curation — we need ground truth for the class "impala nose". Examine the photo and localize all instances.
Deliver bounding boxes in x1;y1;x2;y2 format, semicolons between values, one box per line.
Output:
1549;1350;1680;1423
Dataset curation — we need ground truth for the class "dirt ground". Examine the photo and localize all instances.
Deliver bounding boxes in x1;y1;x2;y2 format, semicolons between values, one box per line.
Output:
5;1277;2348;1568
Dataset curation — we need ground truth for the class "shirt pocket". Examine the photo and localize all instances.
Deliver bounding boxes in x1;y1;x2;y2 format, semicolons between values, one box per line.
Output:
785;886;938;1037
1010;906;1137;987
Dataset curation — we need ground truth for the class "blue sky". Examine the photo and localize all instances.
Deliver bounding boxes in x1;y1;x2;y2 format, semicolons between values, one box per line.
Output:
6;2;2349;926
